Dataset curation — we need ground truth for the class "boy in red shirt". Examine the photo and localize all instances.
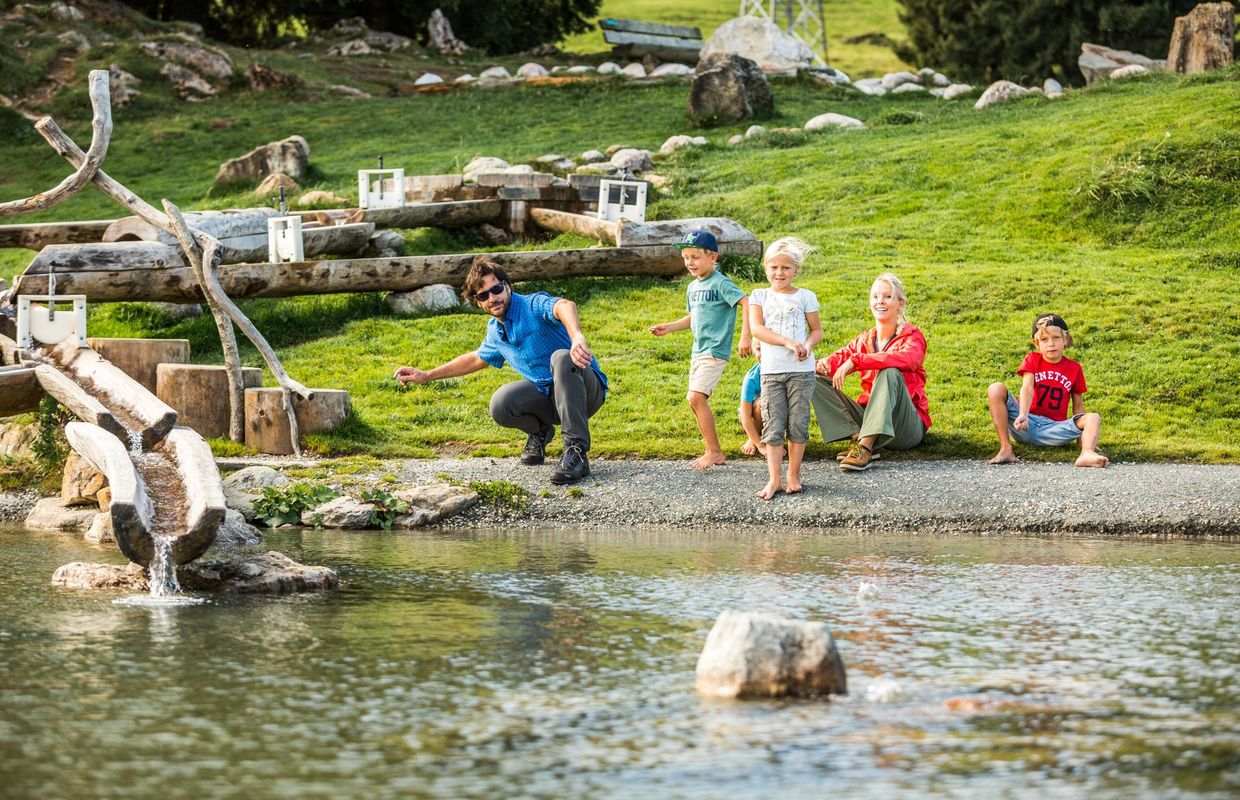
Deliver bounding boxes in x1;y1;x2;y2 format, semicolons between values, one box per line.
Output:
986;313;1108;468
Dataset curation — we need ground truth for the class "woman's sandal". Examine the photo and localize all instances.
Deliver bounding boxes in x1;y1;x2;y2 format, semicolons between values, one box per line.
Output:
839;443;878;472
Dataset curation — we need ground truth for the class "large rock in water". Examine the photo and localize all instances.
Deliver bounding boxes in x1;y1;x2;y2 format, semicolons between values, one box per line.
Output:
25;497;98;533
303;495;373;528
1167;2;1235;74
689;52;774;125
1078;42;1166;84
214;136;310;187
51;551;337;594
695;610;847;698
700;16;814;73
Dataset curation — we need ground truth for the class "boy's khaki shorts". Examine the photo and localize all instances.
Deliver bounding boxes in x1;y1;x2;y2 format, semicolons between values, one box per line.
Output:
687;354;729;397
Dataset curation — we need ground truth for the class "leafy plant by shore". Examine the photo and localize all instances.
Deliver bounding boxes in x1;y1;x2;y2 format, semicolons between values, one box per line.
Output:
470;480;530;512
254;482;338;527
360;487;410;530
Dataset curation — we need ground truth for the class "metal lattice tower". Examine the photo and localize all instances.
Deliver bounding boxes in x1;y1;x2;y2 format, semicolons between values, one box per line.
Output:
738;0;829;66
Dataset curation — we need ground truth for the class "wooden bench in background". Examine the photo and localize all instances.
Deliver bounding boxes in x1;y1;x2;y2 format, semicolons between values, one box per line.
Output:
599;18;703;64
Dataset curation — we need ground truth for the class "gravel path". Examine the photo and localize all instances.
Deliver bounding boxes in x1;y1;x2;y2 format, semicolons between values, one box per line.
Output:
396;457;1240;536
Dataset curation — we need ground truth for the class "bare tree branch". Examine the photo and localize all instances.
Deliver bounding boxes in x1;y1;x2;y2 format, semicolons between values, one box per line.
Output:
0;70;112;218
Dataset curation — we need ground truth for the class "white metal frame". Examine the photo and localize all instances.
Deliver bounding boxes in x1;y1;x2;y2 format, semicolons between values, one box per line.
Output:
16;294;88;349
267;215;305;263
357;168;406;210
597;179;648;223
739;0;828;66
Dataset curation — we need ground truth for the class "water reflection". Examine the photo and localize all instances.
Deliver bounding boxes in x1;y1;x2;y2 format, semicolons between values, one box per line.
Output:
0;526;1236;799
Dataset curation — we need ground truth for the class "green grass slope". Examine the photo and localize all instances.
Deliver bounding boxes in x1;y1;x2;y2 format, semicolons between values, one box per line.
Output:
2;59;1237;463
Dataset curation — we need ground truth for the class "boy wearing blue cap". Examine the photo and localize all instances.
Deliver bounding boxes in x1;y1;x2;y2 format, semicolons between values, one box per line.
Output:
649;229;752;469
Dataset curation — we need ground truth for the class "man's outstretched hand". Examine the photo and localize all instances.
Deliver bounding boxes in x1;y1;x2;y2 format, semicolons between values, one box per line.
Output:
394;366;430;386
570;334;593;369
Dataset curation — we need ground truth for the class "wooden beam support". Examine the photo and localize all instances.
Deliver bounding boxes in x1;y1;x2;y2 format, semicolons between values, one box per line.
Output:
13;239;762;303
362;199;501;229
530;207;619;244
0;219;116;250
0;366;44;416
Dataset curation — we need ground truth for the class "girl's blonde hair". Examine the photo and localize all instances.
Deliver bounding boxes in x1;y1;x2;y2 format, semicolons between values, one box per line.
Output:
763;236;817;268
872;272;909;323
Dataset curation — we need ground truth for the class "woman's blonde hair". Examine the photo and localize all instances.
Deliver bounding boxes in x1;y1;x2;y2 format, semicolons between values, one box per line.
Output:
763;236;817;268
872;272;909;323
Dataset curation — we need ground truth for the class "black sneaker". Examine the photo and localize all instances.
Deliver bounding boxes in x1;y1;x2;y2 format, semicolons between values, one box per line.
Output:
521;426;554;465
550;440;590;484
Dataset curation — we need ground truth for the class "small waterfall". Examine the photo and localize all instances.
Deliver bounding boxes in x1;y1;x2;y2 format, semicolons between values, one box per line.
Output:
127;428;143;457
148;535;181;598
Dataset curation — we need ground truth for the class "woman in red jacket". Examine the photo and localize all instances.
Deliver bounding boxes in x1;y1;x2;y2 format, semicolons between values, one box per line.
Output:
813;272;930;471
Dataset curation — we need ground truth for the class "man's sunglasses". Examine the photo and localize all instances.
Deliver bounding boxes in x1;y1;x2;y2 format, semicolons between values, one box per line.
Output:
471;282;507;302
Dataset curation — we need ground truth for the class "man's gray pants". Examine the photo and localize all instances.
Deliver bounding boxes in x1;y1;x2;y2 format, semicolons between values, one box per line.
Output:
489;349;606;450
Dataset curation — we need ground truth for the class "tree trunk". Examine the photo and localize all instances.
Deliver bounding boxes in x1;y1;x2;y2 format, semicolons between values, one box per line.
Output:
0;219;117;250
34;364;129;443
103;208;281;245
244;387;351;455
86;337;191;393
529;208;619;244
156;363;263;439
14;240;761;303
63;420;153;565
0;366;43;416
158;425;226;565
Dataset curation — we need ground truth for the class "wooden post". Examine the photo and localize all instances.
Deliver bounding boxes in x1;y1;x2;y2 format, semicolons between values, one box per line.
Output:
244;388;350;455
157;364;263;439
87;337;190;393
0;366;43;416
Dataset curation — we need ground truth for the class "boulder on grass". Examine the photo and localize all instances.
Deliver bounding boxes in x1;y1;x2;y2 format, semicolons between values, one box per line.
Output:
974;80;1033;109
140;39;234;79
609;148;654;173
214;135;310;187
1167;2;1235;74
385;284;461;314
695;610;847;699
1078;42;1165;84
689;52;774;125
246;63;304;92
700;16;814;73
393;483;479;526
804;113;865;131
255;173;301;197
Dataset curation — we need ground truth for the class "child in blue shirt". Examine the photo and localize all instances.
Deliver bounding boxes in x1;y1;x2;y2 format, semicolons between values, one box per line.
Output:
650;229;751;469
739;340;765;456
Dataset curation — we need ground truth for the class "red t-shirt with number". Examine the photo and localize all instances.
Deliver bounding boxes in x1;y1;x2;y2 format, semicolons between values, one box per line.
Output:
1017;352;1086;421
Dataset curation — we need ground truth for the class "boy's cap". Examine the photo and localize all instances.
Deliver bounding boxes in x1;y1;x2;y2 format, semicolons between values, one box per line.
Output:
674;229;719;253
1032;313;1069;336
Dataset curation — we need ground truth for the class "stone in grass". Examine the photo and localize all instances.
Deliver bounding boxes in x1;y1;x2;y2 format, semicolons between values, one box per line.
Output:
464;156;509;182
580;149;606;163
1108;64;1149;80
385;284;461;314
516;62;549;78
804;113;865;131
695;610;847;699
254;173;301;196
222;465;290;523
851;78;886;96
303;496;373;528
891;82;927;94
597;62;622;75
25;497;98;532
941;83;973;101
650;63;693;78
727;134;744;145
610;148;654;173
880;70;921;90
659;135;695;155
566;65;595;76
298;189;349;207
974;80;1032;110
621;62;646;79
414;73;444;86
1043;78;1064;97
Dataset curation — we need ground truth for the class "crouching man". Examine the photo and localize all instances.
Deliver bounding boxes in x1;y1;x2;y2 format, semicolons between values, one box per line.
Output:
394;256;607;484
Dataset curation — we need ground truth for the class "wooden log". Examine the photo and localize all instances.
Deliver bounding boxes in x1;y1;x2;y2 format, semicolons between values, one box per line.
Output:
207;221;376;263
617;217;758;248
0;366;43;417
474;172;557;189
160;426;226;565
41;340;179;450
64;420;153;566
599;18;702;39
245;388;351;455
530;207;619;244
0;333;26;367
0;219;117;250
102;208;281;245
602;30;703;62
33;364;128;441
87;337;191;393
13;240;763;303
157;364;262;439
361;199;501;230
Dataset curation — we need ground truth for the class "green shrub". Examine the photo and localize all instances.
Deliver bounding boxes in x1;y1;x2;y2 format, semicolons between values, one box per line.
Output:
32;397;71;471
469;480;530;512
873;109;926;126
360;487;410;530
253;481;338;527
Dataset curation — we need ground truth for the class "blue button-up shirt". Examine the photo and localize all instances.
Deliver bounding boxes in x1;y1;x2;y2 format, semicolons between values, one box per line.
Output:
477;291;608;396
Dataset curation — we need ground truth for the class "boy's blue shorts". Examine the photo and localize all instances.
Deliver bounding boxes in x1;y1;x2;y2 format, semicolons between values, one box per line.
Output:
1005;393;1083;446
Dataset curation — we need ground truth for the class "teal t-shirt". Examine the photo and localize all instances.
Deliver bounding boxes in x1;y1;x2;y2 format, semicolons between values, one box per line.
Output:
687;269;747;360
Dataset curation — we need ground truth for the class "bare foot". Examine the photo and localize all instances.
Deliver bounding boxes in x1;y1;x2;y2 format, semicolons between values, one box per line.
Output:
1076;451;1109;468
785;475;803;494
691;452;727;470
756;480;782;501
740;440;759;456
987;451;1019;465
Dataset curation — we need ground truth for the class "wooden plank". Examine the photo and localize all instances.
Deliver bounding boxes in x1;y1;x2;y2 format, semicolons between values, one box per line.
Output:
0;366;44;417
474;172;557;189
362;199;502;229
603;30;703;61
0;219;116;250
12;240;762;303
599;17;702;39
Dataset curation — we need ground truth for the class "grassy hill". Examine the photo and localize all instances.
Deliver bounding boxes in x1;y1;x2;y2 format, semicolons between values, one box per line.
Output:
1;5;1237;465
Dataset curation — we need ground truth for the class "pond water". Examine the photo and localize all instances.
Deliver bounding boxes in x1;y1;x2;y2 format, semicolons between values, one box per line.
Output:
1;527;1237;799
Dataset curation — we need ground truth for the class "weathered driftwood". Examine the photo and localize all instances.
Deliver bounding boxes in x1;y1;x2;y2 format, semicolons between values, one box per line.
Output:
0;70;111;218
160;425;226;565
0;366;43;416
617;217;758;248
40;339;179;449
0;219;117;250
157;364;262;439
33;364;128;441
64;420;153;565
103;208;281;245
14;239;762;302
245;387;350;455
219;221;376;262
362;199;501;229
529;207;619;244
86;337;190;393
